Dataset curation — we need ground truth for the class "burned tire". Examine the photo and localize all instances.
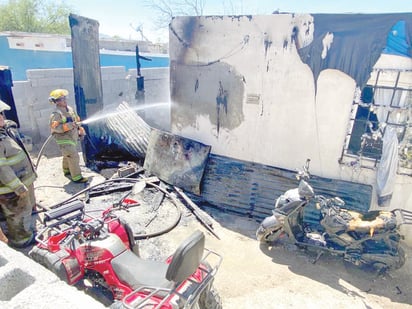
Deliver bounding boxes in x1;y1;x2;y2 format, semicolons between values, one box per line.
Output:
353;246;407;275
256;225;284;243
393;246;406;270
199;287;222;309
371;246;406;273
256;215;284;243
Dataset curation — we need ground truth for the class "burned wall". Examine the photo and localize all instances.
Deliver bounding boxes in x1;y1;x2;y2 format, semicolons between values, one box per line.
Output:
169;14;333;174
169;14;412;245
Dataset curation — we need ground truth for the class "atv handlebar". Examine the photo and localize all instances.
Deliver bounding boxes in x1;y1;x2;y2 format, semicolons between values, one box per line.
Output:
36;215;107;249
71;218;105;240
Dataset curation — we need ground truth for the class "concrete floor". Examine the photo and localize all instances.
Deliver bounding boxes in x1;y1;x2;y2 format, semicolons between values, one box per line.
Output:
1;153;411;308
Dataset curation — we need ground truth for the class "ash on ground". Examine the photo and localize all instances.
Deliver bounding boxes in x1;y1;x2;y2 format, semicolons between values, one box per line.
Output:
83;177;200;261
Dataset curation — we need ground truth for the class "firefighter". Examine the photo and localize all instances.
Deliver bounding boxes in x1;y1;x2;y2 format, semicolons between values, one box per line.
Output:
0;100;37;248
48;89;88;183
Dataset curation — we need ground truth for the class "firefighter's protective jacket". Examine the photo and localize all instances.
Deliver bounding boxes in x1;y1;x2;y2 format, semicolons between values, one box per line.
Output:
0;122;37;195
49;105;81;146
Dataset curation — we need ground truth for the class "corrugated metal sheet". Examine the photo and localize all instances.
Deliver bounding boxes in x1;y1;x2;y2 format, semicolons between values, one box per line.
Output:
104;102;152;158
198;154;372;219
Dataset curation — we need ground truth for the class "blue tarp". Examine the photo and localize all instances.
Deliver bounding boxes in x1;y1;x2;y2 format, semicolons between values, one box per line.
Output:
383;20;411;58
0;68;19;127
298;13;412;90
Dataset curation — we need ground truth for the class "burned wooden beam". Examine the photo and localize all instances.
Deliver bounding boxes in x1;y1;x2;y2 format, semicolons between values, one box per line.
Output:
69;14;103;166
174;186;220;240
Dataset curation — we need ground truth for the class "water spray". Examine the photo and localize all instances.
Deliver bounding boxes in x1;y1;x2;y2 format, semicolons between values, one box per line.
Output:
35;101;170;168
78;102;170;126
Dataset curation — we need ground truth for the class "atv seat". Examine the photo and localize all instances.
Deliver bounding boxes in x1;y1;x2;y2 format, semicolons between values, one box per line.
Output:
346;210;396;234
111;230;205;290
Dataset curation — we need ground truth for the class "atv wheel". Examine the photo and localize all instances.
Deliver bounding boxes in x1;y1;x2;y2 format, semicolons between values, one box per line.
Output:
256;225;284;243
28;246;68;282
81;282;113;307
198;287;222;309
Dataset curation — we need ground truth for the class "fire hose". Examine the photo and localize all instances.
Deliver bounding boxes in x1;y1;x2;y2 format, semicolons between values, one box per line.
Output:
32;134;182;239
34;134;53;169
43;177;182;240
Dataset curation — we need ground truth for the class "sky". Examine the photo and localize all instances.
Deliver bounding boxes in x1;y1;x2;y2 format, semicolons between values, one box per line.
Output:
64;0;412;43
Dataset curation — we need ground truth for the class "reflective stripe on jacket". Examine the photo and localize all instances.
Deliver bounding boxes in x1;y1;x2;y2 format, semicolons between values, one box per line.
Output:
49;106;80;145
0;128;37;195
55;139;77;146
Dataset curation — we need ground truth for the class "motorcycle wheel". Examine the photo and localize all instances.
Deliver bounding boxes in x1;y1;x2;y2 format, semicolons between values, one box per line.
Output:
256;225;284;243
392;246;406;270
372;246;406;274
360;246;406;274
198;287;222;309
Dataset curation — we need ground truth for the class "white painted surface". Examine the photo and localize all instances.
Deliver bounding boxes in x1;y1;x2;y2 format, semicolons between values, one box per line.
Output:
169;14;412;243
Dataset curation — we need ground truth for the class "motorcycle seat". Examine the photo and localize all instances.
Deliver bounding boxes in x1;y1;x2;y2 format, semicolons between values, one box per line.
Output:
346;210;396;235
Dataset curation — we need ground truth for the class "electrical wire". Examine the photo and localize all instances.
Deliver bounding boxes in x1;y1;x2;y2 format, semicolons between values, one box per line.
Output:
132;181;182;240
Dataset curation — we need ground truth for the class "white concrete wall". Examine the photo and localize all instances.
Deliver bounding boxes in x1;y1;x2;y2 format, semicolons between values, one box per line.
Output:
11;66;170;144
0;242;105;308
169;14;358;176
169;15;412;243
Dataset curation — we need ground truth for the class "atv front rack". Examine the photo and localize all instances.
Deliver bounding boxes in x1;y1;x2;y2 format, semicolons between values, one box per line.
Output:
121;249;222;309
35;199;87;248
43;199;85;227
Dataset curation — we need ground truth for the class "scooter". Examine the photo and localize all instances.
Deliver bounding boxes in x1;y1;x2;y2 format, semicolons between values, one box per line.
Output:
256;159;410;273
29;199;222;308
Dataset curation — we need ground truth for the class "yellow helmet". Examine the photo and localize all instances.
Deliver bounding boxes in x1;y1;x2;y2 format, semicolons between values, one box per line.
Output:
49;89;69;103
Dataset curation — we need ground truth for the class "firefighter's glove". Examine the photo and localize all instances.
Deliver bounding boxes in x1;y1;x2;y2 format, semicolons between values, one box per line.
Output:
78;127;86;140
50;121;60;129
62;122;75;132
78;127;86;136
17;190;28;199
15;185;28;198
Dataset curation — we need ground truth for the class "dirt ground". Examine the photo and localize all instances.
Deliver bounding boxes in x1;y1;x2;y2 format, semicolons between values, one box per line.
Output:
23;153;412;308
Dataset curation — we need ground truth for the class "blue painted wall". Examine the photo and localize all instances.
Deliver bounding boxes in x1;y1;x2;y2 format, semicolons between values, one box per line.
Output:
0;36;169;81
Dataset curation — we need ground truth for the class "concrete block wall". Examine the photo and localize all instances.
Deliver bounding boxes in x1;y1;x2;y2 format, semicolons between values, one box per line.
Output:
0;242;105;309
11;66;170;147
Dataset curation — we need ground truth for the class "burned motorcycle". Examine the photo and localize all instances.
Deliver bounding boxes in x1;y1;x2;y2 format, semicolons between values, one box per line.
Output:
256;159;410;272
29;200;222;308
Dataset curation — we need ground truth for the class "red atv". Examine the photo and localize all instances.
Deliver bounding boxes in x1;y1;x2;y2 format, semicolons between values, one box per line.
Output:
29;200;222;309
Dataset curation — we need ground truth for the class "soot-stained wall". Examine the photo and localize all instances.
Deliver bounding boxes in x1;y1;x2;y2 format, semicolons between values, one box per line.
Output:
169;14;332;174
169;14;412;178
168;14;412;218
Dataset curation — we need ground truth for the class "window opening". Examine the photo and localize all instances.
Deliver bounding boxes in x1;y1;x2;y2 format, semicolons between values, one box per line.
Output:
340;69;412;175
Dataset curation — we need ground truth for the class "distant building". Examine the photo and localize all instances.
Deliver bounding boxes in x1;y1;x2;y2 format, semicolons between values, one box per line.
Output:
0;31;169;81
